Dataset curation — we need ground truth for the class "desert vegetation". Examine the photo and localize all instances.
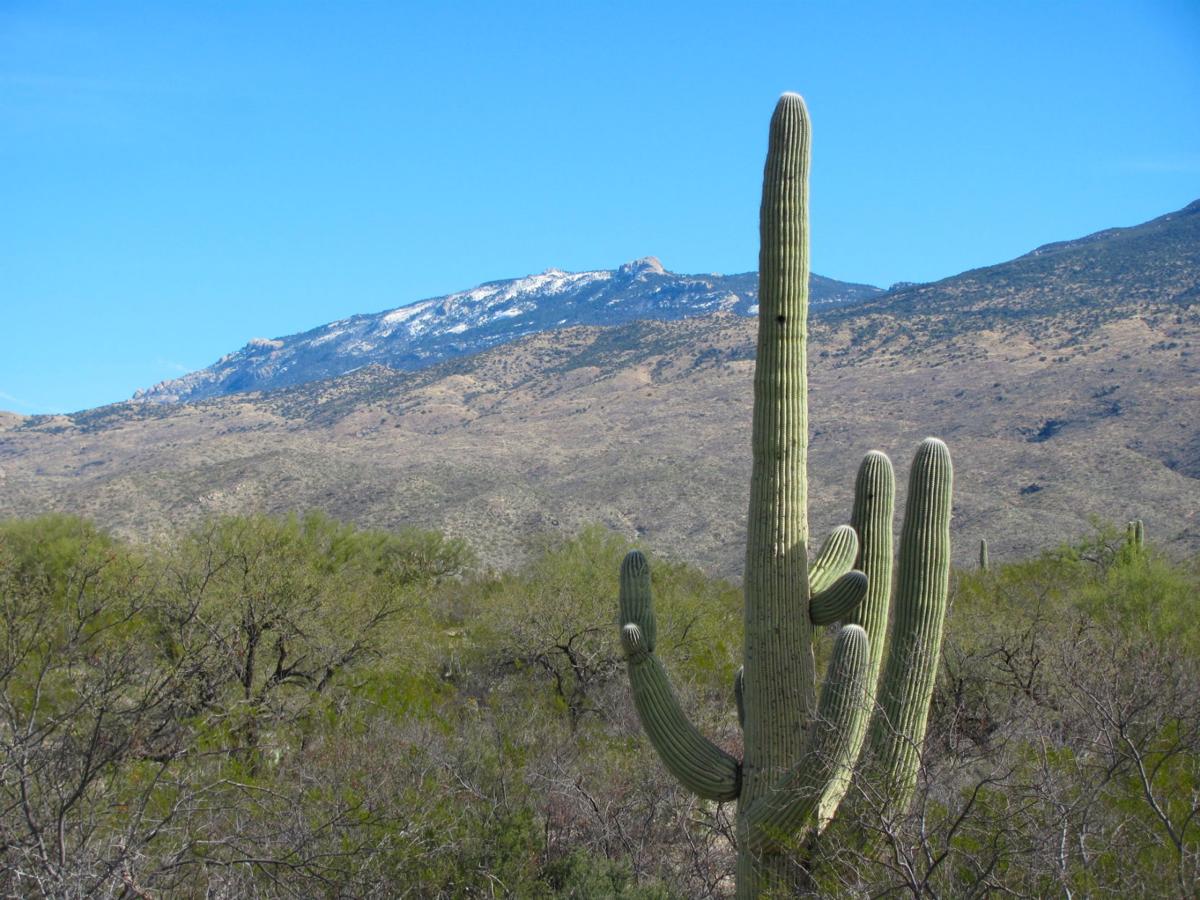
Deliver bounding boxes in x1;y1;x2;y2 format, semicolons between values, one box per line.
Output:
1;512;1197;897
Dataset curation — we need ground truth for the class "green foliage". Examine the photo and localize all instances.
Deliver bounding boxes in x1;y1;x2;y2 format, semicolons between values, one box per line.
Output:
0;513;120;581
543;849;673;898
3;512;1196;896
912;530;1200;898
953;521;1200;651
1075;546;1198;649
470;526;740;728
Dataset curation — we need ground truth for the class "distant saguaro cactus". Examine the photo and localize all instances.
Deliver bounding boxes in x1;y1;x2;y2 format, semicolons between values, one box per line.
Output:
980;537;989;571
1127;518;1145;551
616;93;954;896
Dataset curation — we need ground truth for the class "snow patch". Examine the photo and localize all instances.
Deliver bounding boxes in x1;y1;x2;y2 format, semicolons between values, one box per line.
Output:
442;269;611;310
382;302;431;325
307;329;345;347
404;312;439;337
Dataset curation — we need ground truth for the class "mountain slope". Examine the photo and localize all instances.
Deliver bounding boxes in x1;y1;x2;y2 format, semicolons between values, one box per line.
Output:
827;199;1200;330
135;259;881;404
2;200;1197;576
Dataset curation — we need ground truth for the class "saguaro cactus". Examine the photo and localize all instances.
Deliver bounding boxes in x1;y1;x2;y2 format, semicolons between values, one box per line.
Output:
980;537;990;571
617;93;954;896
1127;518;1145;552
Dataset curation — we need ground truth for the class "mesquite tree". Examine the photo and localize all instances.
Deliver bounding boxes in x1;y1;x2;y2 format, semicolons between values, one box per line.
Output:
616;92;954;896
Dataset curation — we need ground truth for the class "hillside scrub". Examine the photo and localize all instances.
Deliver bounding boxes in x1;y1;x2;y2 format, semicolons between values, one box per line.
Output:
0;513;1197;897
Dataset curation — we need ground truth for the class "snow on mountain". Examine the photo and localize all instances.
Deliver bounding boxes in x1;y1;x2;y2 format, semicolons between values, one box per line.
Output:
134;258;881;404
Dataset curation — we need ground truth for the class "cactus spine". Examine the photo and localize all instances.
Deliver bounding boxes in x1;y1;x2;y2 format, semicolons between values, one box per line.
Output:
616;93;954;896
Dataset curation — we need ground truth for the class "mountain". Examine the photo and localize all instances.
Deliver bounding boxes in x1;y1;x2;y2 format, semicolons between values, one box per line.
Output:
133;259;882;404
826;198;1200;330
2;200;1197;576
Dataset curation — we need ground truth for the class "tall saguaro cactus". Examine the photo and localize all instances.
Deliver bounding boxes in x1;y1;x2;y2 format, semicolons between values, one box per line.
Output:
617;93;954;896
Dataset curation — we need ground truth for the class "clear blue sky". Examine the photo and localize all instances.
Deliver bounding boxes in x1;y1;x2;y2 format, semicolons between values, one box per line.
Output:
3;1;1198;413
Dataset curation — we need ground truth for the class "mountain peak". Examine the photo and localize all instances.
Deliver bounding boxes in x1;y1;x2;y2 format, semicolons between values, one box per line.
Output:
618;256;666;277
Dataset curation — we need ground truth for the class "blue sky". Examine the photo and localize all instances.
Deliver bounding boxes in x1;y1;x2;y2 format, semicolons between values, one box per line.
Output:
2;1;1198;413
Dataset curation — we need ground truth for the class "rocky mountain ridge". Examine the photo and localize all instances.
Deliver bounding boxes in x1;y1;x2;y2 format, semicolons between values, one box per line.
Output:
134;259;881;404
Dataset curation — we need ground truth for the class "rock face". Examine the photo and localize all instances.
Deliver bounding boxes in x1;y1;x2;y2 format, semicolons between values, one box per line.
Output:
132;261;882;404
618;256;667;277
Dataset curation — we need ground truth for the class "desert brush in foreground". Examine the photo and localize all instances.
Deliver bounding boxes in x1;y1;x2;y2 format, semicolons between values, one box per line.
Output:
617;92;954;896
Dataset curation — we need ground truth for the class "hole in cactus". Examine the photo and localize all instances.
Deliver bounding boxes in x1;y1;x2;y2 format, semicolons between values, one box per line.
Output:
776;314;786;324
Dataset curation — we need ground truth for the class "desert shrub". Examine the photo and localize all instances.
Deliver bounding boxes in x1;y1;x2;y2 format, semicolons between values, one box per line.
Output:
0;516;194;895
2;514;1194;896
464;526;740;729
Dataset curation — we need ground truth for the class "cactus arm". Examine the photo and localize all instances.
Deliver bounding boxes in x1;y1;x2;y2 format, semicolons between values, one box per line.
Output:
619;548;658;647
619;551;741;802
814;450;896;827
742;624;870;850
857;438;953;809
808;525;859;594
809;570;868;625
845;450;896;698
